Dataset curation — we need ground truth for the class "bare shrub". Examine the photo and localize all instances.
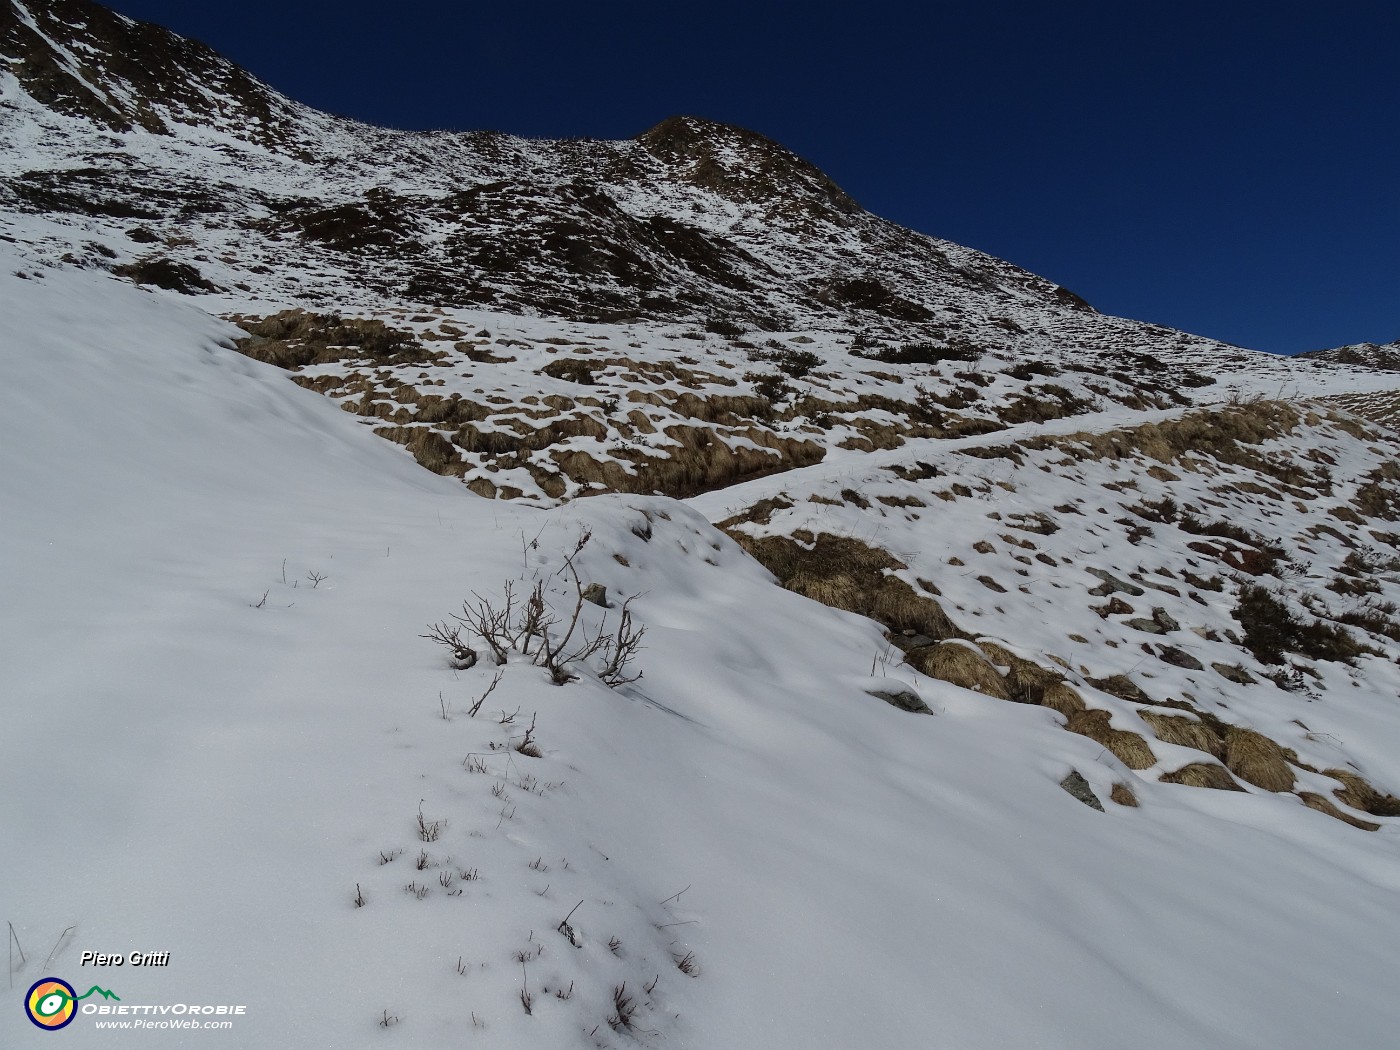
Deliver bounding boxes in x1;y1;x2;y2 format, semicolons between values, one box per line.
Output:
424;532;644;687
420;620;478;669
416;802;445;842
607;983;637;1031
515;714;543;758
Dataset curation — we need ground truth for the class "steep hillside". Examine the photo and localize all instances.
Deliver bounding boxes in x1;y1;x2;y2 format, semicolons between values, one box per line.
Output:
0;0;1315;350
4;2;1400;1048
7;222;1400;1050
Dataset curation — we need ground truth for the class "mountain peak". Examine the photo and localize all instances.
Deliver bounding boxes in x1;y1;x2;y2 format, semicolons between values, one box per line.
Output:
1;0;297;141
636;114;860;216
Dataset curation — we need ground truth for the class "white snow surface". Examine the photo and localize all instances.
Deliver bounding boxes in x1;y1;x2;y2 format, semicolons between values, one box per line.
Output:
5;261;1400;1050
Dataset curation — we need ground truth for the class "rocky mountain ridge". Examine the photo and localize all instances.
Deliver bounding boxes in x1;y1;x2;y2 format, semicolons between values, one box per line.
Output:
0;0;1247;348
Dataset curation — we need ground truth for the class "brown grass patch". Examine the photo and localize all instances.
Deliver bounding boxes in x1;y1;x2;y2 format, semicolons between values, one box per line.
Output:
978;641;1075;709
374;426;464;476
231;310;441;368
1326;769;1400;817
554;425;824;499
1021;402;1319;489
909;642;1011;699
1139;711;1225;759
730;532;965;643
1040;682;1088;718
1109;783;1140;807
1160;762;1244;791
1299;792;1380;831
1086;674;1154;704
1064;710;1156;769
1221;727;1295;792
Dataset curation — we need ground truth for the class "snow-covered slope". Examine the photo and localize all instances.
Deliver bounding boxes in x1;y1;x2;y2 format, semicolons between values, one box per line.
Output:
6;235;1400;1050
6;1;1400;1046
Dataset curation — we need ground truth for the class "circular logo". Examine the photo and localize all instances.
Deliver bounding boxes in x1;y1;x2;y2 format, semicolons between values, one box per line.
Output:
26;978;78;1031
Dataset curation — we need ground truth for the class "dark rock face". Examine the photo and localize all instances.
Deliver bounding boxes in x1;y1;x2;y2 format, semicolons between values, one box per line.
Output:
0;0;1126;342
1;0;299;141
112;256;218;292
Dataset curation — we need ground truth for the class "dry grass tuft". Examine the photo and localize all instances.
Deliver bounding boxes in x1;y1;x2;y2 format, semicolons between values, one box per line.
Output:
1325;769;1400;817
1026;402;1300;470
1160;762;1244;791
1040;682;1088;718
978;641;1072;707
1109;783;1140;807
557;426;824;499
374;426;464;476
1223;726;1295;792
910;642;1011;699
1086;674;1153;705
232;310;439;368
731;532;966;643
1299;792;1381;831
1064;710;1156;769
1139;711;1225;759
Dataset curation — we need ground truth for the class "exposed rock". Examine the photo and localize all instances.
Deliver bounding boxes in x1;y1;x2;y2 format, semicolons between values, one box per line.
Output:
1087;568;1145;597
866;687;933;715
1095;596;1135;617
1156;645;1205;670
1125;617;1165;635
1059;771;1104;811
1211;662;1256;685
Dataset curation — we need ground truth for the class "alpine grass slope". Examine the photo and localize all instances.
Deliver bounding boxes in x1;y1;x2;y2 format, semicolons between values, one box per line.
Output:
4;1;1400;1047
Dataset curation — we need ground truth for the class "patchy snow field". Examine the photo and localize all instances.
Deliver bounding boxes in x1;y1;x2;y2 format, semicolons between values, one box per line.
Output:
5;258;1400;1049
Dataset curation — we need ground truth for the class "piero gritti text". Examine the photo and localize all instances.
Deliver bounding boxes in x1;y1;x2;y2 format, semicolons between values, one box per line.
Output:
81;950;171;967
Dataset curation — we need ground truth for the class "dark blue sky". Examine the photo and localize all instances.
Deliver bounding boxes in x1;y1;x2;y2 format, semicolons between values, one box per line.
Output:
104;0;1398;353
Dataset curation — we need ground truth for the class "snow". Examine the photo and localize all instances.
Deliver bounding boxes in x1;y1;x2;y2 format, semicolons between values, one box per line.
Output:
5;252;1400;1049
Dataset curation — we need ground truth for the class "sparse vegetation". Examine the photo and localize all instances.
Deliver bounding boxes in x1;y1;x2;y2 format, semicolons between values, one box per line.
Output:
1233;583;1369;665
853;340;978;365
423;532;645;686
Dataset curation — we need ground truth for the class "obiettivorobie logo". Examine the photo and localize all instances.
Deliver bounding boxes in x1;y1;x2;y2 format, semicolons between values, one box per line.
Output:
21;977;247;1033
25;978;120;1031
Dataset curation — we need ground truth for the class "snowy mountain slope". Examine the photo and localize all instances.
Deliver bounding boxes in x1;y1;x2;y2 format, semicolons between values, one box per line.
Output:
1300;338;1400;372
207;303;1400;506
0;0;1339;356
6;1;1400;1046
6;0;1399;512
694;398;1400;821
6;246;1400;1050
